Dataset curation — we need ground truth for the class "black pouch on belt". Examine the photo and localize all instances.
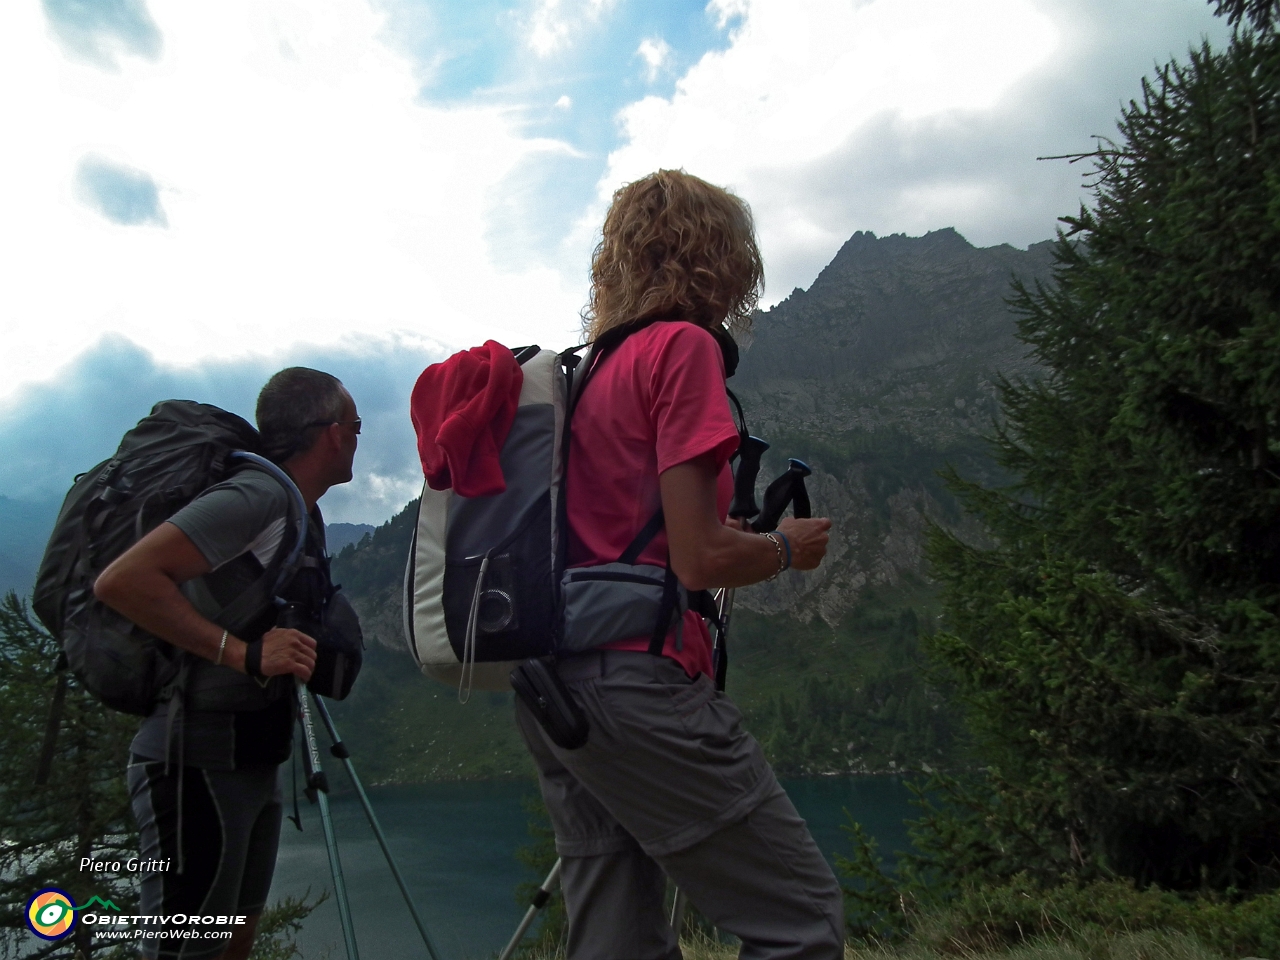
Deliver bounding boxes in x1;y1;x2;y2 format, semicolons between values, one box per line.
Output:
510;658;590;750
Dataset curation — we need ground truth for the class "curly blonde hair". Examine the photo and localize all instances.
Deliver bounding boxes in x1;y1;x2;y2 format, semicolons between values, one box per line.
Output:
583;169;764;341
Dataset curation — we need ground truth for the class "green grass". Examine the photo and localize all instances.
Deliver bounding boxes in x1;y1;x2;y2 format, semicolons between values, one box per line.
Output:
522;929;1228;960
854;930;1228;960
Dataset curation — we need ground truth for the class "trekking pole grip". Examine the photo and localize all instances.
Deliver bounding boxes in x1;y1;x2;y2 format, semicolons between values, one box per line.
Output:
751;459;812;533
277;600;305;630
791;459;812;520
730;436;769;520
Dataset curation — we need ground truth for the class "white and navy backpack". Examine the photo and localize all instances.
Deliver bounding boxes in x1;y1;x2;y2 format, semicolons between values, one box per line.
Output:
404;327;736;696
404;345;566;692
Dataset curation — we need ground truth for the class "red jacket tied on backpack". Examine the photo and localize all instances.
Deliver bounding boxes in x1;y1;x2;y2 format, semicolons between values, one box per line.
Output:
411;340;524;497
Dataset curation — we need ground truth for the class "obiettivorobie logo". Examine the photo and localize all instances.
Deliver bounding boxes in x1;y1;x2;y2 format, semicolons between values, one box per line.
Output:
25;889;121;941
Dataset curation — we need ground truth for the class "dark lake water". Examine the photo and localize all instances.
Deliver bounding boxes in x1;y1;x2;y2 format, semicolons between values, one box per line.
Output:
273;775;917;959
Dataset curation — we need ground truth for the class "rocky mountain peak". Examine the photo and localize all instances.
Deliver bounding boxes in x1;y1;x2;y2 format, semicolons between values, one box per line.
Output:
736;228;1055;420
728;227;1056;623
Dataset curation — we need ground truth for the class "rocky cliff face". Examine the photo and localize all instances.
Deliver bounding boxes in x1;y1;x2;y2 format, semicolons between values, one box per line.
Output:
736;227;1054;442
730;228;1055;624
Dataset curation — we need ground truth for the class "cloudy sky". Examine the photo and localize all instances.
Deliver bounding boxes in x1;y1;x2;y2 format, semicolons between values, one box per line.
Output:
0;0;1229;526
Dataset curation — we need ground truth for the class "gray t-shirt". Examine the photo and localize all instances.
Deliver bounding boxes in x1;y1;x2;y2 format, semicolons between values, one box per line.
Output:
131;469;299;770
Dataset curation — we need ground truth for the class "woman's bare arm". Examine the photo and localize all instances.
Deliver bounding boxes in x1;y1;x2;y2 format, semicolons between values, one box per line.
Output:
660;453;831;591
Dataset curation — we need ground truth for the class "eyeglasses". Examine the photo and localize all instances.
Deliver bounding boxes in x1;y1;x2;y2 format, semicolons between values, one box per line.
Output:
307;418;362;435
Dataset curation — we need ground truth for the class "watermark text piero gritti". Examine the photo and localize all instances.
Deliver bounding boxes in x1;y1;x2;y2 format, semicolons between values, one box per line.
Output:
80;857;173;873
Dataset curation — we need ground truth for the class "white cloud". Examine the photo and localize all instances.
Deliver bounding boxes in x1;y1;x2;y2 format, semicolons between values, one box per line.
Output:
577;0;1226;304
608;0;1058;183
526;0;617;57
528;0;571;56
707;0;750;31
0;0;1232;412
0;0;585;400
637;37;672;82
0;331;449;523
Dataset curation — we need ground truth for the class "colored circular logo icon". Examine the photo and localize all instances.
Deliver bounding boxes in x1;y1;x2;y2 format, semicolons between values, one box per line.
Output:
26;888;77;941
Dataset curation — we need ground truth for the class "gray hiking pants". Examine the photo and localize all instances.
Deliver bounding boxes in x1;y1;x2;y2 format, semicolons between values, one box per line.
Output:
515;650;845;960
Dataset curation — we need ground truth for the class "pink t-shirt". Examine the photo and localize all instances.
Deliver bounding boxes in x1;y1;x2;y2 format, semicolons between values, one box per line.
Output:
567;321;741;678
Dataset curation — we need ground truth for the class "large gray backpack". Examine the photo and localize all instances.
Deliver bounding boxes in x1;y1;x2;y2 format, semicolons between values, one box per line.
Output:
32;401;309;716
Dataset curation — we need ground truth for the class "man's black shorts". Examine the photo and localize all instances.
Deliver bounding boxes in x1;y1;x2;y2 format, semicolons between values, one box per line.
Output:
127;758;282;960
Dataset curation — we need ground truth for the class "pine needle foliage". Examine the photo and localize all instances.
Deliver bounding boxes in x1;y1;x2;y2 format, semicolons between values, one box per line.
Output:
920;21;1280;895
1214;0;1280;30
0;592;138;958
0;594;327;959
247;893;329;960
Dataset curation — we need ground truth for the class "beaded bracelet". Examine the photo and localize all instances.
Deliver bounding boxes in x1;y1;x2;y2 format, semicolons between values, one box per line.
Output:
762;532;787;580
215;629;228;666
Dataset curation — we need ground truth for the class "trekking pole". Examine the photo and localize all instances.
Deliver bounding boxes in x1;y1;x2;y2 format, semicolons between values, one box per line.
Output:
281;599;360;960
713;436;769;689
310;693;444;960
296;679;360;960
713;456;812;690
498;858;562;960
670;888;689;939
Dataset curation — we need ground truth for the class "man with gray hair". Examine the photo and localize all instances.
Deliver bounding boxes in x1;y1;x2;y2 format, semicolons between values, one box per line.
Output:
94;367;360;960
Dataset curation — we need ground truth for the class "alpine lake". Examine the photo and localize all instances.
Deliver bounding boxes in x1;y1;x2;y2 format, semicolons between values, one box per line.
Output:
272;774;917;959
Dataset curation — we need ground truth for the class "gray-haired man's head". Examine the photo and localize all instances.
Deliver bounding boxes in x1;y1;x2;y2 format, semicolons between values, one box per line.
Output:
256;367;349;463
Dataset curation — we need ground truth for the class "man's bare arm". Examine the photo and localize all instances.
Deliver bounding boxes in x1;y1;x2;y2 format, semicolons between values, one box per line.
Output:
94;522;316;681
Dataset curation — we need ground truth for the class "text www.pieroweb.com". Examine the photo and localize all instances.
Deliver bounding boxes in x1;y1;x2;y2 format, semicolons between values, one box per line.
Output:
84;914;243;943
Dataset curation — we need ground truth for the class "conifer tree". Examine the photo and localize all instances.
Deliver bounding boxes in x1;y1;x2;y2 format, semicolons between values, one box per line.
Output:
1214;0;1279;30
0;593;138;957
925;15;1280;891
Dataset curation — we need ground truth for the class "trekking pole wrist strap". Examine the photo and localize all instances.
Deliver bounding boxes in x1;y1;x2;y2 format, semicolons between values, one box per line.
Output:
244;639;265;678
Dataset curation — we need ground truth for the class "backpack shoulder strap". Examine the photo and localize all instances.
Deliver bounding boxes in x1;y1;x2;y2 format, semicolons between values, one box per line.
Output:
191;452;310;633
560;318;727;659
649;565;681;657
567;316;669;418
618;508;665;565
725;387;749;442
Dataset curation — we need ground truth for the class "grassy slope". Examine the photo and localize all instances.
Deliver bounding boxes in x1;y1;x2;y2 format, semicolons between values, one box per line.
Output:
729;584;961;778
324;644;534;785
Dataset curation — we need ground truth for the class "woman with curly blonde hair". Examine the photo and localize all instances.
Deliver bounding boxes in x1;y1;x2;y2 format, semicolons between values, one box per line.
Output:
515;170;843;958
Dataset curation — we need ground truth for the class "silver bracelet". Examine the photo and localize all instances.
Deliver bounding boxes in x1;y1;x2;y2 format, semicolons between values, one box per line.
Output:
216;629;228;666
762;533;785;581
